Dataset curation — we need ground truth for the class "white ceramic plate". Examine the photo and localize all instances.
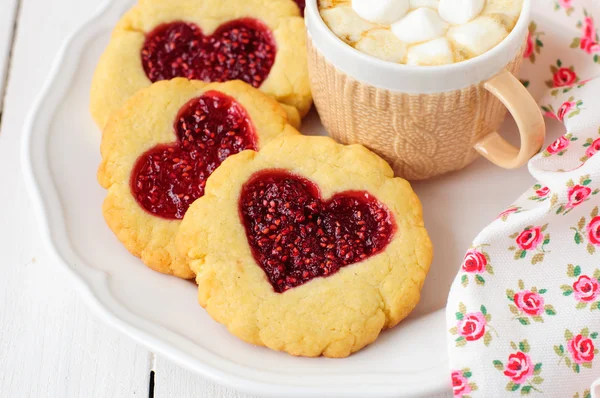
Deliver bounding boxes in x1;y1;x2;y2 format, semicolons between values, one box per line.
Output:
22;0;557;396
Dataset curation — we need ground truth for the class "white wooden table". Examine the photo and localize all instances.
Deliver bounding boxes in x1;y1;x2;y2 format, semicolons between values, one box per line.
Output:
0;0;255;396
0;1;449;396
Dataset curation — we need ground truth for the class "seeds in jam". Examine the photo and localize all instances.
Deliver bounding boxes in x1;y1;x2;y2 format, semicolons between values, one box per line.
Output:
294;0;305;15
131;91;257;220
239;170;395;293
141;19;276;88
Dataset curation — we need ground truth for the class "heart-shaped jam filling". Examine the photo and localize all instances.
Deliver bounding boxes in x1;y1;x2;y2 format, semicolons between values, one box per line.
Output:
142;19;276;88
240;170;396;292
132;91;257;220
294;0;305;15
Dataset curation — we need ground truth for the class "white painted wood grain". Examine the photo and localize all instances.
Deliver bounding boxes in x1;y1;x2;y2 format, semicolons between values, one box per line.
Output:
0;0;17;107
0;0;151;396
155;357;260;398
155;358;451;398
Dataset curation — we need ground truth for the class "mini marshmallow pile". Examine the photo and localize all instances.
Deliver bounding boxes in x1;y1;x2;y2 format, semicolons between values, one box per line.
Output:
319;0;523;66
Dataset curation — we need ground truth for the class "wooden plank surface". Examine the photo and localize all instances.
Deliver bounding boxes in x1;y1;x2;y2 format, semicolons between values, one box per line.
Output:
154;357;259;398
0;0;151;396
0;0;18;113
154;357;450;398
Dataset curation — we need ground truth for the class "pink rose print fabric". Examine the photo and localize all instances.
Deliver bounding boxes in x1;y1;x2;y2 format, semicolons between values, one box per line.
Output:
573;275;600;303
493;340;544;394
449;303;495;347
452;369;478;398
446;0;600;396
460;248;494;287
461;249;487;274
576;15;600;56
507;280;557;325
514;291;544;316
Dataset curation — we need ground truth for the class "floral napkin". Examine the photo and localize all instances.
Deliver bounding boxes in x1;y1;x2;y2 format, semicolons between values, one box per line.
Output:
447;1;600;397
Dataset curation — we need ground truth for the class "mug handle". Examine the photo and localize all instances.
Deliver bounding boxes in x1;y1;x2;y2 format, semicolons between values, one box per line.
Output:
474;70;546;169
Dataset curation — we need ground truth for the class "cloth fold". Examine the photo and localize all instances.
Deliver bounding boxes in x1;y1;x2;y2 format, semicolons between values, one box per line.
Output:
446;1;600;396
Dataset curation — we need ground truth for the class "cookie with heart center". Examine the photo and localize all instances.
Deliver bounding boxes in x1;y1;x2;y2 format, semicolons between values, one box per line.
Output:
91;0;310;130
239;170;396;292
132;90;257;220
141;19;276;87
177;135;433;357
98;78;297;278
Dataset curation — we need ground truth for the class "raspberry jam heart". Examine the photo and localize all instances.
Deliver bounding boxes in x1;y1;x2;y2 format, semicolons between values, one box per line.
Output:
294;0;305;15
239;170;396;293
141;19;276;88
131;91;257;220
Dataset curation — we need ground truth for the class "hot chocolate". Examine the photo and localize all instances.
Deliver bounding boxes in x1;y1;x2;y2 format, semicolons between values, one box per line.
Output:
319;0;523;66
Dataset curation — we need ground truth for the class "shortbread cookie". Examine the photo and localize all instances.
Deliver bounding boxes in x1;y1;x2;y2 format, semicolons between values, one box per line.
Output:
177;135;433;357
98;79;298;278
91;0;311;130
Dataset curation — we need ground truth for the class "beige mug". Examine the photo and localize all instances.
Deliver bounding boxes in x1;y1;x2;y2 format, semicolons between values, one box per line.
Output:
305;0;545;180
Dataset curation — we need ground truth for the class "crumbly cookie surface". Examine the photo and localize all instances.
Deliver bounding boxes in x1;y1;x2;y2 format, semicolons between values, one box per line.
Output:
90;0;311;130
98;78;297;278
177;135;433;356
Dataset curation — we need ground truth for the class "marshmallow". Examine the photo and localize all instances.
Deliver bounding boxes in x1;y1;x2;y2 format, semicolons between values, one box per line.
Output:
482;0;523;30
483;0;523;18
439;0;485;24
409;0;440;8
321;5;377;43
352;0;410;25
355;29;408;62
391;8;449;44
406;38;454;65
447;16;508;57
